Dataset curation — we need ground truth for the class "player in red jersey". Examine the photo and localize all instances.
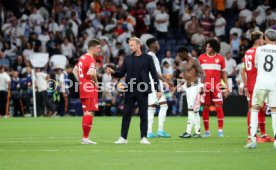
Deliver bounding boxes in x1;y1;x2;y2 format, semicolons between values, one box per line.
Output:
73;39;101;144
198;39;229;137
240;31;274;142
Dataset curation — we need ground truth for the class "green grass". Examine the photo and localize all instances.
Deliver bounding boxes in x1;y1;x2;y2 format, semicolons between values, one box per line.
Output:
0;116;275;170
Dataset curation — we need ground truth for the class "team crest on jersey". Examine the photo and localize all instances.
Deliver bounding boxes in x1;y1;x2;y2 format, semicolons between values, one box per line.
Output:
215;59;220;63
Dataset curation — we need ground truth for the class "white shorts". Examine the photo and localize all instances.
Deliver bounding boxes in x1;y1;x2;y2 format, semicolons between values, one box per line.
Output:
184;84;201;111
252;89;276;107
148;91;167;105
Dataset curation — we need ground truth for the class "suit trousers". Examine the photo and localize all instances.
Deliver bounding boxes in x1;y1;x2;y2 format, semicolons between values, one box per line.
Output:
121;90;148;139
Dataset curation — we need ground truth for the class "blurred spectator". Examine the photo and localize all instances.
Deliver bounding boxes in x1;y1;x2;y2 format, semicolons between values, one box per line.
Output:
191;27;206;50
185;15;199;40
52;67;68;116
38;28;50;52
214;12;226;37
35;68;55;116
219;35;231;57
12;55;26;77
154;4;169;40
225;52;237;92
230;33;241;59
61;37;76;63
22;42;34;61
0;65;11;117
230;21;243;38
161;49;174;66
199;9;214;37
0;51;10;68
11;71;24;117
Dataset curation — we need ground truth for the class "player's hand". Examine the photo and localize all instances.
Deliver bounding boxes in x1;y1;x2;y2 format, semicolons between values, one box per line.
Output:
156;91;162;100
163;82;170;90
199;87;204;95
106;67;114;74
223;88;229;98
238;87;243;95
244;87;249;98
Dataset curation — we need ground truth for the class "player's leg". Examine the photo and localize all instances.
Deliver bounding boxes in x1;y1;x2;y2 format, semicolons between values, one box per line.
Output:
245;89;267;149
212;90;224;137
193;89;203;137
157;96;170;138
180;85;197;138
147;92;157;138
247;92;253;139
81;98;98;144
202;91;211;137
257;103;274;142
268;90;276;149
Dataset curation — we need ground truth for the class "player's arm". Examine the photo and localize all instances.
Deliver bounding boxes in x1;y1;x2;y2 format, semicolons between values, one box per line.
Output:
73;65;79;81
221;70;229;98
241;63;247;87
149;55;160;92
194;59;205;84
194;59;205;94
87;67;98;84
108;56;127;78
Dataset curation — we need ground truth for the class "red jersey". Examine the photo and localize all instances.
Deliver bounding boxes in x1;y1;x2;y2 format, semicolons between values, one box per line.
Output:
76;53;98;99
243;47;257;92
198;53;226;90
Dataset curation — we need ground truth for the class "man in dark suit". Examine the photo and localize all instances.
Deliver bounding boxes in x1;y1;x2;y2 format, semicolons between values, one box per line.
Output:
106;37;162;144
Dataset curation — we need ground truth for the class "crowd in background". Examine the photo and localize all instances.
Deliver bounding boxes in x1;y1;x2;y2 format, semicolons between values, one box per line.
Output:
0;0;275;117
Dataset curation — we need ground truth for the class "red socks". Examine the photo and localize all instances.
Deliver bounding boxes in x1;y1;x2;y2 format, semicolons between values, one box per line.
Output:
202;107;210;131
82;115;93;138
258;109;266;135
247;109;266;136
216;106;224;130
247;110;251;136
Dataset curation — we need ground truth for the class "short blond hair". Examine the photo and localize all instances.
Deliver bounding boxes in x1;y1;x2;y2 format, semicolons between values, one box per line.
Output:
250;31;263;44
128;37;141;44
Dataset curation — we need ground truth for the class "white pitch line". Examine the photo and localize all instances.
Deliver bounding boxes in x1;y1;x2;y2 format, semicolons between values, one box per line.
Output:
0;149;240;153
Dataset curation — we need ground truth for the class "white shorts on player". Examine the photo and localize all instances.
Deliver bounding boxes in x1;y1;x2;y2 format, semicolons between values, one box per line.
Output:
252;89;276;108
182;83;203;135
147;77;170;137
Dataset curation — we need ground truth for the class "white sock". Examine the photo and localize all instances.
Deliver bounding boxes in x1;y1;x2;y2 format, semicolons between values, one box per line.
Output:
271;112;276;140
186;110;195;134
158;104;168;131
147;107;156;134
194;112;201;134
250;109;259;143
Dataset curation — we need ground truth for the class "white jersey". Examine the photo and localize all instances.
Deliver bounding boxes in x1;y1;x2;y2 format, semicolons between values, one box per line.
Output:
148;51;164;92
254;44;276;90
0;72;11;91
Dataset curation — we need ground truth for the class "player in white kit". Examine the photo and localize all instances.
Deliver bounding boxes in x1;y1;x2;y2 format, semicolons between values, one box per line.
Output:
146;37;172;138
176;47;205;138
245;29;276;149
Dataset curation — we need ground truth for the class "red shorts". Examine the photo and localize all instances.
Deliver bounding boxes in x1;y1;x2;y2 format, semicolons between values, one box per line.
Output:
81;98;99;112
202;89;223;105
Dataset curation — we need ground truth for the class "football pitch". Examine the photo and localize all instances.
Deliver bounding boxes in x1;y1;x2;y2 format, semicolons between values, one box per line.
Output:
0;116;275;170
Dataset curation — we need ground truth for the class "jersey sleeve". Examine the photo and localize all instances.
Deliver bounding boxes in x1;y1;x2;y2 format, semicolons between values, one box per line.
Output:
255;47;260;68
198;55;203;64
87;60;96;75
153;55;162;75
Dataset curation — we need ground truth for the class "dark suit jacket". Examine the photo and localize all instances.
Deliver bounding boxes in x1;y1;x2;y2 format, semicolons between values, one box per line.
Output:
112;53;160;93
